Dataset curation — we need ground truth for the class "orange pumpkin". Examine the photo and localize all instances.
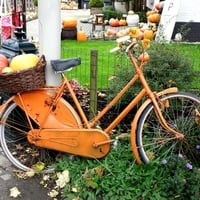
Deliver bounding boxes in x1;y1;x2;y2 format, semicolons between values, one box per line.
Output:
146;10;157;17
143;29;154;40
119;19;127;26
0;54;9;73
62;17;77;28
109;18;119;27
148;13;161;23
77;28;87;41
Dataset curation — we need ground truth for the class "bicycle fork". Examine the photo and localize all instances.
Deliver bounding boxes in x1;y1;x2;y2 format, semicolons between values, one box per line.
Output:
151;93;184;140
131;87;182;164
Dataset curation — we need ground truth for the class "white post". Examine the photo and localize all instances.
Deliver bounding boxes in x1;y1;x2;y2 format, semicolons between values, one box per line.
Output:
38;0;61;86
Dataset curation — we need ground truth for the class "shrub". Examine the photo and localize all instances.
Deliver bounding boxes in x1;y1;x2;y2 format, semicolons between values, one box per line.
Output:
33;0;38;6
103;6;123;20
136;11;147;23
158;154;200;199
89;0;104;8
51;138;200;199
107;42;196;109
144;42;195;91
103;9;123;20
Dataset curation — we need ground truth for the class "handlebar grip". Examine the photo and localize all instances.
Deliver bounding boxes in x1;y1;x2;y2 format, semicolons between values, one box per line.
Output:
116;35;130;43
110;47;120;53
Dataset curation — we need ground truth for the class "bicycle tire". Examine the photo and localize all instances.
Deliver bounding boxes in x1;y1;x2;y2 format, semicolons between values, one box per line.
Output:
135;92;200;168
0;102;80;171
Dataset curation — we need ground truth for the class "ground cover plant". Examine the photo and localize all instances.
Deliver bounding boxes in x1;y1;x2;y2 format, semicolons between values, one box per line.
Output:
55;40;200;199
47;137;200;200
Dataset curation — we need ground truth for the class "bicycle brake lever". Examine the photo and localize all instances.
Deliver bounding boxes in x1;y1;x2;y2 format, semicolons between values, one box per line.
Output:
116;35;130;43
110;46;120;53
110;35;132;53
125;38;137;53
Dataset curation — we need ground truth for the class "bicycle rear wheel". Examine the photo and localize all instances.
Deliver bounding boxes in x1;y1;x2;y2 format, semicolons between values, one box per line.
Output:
135;92;200;168
0;102;63;171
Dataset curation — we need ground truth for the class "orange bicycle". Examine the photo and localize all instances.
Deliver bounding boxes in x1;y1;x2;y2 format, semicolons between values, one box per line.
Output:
0;37;200;172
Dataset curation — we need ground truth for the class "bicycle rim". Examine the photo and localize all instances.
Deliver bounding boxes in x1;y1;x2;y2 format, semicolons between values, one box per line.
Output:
136;92;200;167
0;102;58;171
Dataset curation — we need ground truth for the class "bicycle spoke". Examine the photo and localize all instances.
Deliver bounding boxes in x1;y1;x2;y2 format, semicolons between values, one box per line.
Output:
0;103;57;171
134;92;200;167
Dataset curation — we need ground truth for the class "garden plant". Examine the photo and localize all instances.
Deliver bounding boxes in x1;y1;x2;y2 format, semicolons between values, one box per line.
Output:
41;40;200;200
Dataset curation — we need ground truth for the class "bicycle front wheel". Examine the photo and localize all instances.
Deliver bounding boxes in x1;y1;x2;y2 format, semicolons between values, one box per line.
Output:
135;92;200;167
0;102;58;171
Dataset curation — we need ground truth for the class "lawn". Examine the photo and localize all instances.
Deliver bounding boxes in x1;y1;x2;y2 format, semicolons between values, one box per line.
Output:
61;40;200;89
61;40;118;89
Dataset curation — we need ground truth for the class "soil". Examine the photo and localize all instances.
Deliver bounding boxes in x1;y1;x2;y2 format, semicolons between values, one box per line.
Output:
0;163;52;200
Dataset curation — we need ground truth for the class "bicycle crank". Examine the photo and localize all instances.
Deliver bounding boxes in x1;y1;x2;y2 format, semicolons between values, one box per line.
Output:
27;129;111;158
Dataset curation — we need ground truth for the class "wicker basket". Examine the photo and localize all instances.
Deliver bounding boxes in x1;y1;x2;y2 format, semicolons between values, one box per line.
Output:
0;55;46;94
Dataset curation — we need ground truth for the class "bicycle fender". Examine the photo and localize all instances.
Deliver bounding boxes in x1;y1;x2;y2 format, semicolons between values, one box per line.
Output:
130;87;178;164
0;96;15;118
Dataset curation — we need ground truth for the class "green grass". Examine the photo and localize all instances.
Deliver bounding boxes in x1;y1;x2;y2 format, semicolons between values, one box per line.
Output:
61;40;129;89
176;43;200;70
61;40;116;51
61;40;200;89
54;137;200;200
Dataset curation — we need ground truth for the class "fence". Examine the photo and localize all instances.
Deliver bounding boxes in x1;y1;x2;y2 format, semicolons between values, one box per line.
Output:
61;46;200;91
61;46;132;90
61;46;132;123
61;46;200;124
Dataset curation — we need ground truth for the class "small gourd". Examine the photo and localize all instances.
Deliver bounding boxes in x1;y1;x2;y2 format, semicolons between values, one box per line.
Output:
77;28;87;41
119;19;127;26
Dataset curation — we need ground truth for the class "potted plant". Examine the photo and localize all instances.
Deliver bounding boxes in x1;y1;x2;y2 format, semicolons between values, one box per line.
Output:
89;0;104;15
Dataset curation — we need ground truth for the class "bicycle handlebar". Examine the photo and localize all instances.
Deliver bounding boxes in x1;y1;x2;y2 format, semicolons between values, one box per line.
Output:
110;35;137;54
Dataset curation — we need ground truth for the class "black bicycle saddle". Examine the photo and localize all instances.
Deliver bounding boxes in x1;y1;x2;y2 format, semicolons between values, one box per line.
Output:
51;57;81;73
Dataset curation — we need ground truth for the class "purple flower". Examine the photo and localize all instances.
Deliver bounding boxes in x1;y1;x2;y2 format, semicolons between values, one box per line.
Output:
162;159;167;164
186;163;193;170
196;145;200;150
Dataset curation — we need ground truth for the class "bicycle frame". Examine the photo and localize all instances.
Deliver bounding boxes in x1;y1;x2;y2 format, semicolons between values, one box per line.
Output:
0;41;182;163
62;48;181;136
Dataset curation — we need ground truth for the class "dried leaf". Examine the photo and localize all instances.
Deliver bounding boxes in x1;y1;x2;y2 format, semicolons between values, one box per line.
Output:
32;162;45;173
9;187;21;198
56;170;70;188
48;189;59;198
194;109;200;125
25;169;35;177
72;187;78;193
94;166;104;176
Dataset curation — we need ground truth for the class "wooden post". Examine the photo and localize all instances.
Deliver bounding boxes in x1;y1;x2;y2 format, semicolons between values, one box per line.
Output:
89;50;98;120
